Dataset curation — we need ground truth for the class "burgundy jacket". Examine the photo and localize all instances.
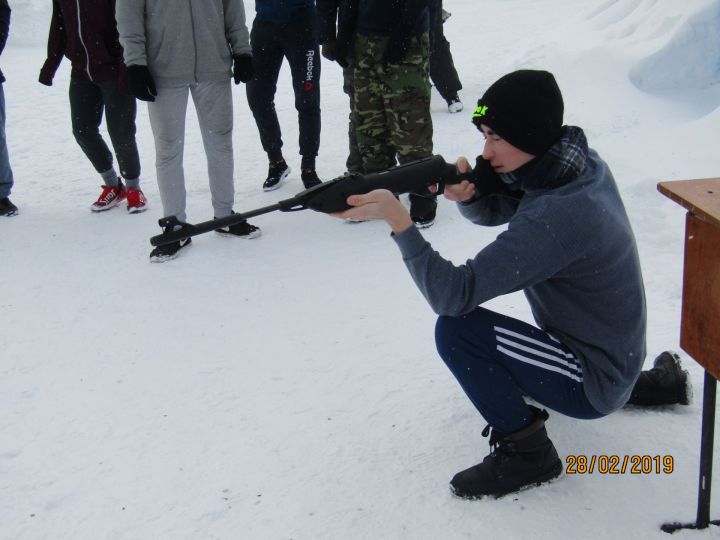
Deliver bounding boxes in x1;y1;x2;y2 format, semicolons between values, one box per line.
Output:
39;0;126;85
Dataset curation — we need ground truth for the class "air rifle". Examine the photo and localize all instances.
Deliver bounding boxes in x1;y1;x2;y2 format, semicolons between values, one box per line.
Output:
150;155;474;247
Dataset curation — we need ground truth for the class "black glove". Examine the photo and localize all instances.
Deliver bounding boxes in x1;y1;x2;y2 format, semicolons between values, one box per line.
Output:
470;156;521;199
383;33;411;65
126;65;157;102
233;54;254;84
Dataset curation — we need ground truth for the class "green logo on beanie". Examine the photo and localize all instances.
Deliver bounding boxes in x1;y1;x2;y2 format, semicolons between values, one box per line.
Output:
472;104;488;118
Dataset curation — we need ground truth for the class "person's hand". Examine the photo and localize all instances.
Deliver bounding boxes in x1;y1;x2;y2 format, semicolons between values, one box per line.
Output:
321;39;337;61
126;65;157;102
332;189;413;234
443;157;476;202
233;54;254;84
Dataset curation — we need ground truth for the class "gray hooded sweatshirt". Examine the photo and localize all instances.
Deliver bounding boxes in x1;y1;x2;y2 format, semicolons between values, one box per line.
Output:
116;0;251;87
393;130;646;415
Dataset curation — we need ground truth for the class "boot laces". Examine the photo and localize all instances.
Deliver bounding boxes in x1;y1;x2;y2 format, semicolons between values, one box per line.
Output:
482;424;516;464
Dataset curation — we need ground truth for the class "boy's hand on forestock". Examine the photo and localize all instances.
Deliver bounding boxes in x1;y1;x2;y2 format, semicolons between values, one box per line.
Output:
443;157;476;202
332;189;413;234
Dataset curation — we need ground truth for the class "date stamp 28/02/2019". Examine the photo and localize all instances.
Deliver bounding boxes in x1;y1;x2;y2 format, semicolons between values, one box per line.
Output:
565;455;674;475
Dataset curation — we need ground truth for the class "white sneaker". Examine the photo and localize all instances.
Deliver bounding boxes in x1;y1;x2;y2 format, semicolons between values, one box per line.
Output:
448;97;464;113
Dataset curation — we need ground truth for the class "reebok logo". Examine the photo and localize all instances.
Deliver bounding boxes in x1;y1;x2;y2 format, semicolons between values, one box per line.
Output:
304;50;315;91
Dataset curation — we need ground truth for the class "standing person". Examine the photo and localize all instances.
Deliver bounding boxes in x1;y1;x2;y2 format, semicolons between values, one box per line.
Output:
340;0;438;228
246;0;323;191
116;0;261;262
334;70;690;498
0;0;16;217
38;0;146;214
429;0;463;113
317;0;362;174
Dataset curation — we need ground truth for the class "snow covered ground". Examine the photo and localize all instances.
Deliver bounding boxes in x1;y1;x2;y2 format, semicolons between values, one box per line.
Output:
2;0;720;538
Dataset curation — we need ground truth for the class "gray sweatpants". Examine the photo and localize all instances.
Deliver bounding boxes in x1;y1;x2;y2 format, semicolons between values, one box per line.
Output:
148;80;234;222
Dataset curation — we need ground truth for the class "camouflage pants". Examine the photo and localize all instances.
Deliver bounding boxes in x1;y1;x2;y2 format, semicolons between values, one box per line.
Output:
352;33;433;174
343;62;363;174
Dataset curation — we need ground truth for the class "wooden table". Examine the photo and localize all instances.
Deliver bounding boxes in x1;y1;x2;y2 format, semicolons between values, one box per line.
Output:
657;178;720;533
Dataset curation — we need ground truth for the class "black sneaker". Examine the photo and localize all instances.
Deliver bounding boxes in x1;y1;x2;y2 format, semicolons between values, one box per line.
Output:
301;168;322;189
215;219;262;239
410;191;438;229
447;95;464;113
150;237;192;263
263;160;291;191
0;196;18;216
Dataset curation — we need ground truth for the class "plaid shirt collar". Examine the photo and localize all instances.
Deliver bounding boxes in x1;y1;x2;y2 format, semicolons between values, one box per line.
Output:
502;126;589;192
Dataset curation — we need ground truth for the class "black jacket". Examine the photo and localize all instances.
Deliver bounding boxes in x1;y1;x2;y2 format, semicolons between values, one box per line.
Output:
317;0;356;64
255;0;315;25
357;0;429;36
0;0;10;83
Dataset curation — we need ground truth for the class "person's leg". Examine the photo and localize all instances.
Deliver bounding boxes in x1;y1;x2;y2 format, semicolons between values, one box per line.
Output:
99;79;141;186
281;9;321;166
0;83;14;199
382;33;436;224
147;84;189;221
342;63;362;174
383;34;433;165
69;78;118;184
429;0;462;104
353;34;396;173
435;306;602;433
191;80;235;218
70;78;130;211
246;19;286;160
192;80;261;238
435;306;599;498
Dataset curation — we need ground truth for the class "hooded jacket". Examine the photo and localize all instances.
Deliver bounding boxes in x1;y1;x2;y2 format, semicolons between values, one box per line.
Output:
39;0;126;85
116;0;251;88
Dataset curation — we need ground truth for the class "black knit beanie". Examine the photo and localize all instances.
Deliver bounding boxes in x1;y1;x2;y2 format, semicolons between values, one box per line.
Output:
472;70;564;156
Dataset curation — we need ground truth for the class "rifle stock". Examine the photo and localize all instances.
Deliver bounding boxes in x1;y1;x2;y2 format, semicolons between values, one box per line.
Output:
150;155;471;247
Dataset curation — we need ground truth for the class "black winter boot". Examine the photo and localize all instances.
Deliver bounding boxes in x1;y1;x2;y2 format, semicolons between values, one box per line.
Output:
626;351;692;406
450;407;563;499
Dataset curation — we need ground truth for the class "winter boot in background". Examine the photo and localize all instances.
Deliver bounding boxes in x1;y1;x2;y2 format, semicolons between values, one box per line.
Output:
263;160;291;191
626;351;692;406
450;406;563;499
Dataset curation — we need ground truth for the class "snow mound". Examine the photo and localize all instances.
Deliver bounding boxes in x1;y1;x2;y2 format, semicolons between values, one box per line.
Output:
629;0;720;91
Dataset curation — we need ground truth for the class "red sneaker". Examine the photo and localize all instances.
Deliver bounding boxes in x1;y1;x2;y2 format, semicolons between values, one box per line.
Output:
90;181;126;212
126;187;148;214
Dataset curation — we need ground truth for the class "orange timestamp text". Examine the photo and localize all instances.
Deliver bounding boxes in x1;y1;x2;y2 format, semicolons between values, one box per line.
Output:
565;454;674;475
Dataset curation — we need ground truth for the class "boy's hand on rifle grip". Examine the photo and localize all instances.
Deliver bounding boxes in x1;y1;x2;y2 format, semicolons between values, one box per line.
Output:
443;157;477;202
332;189;413;235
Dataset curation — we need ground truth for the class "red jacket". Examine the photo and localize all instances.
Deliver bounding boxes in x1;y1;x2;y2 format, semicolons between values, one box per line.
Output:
39;0;126;85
